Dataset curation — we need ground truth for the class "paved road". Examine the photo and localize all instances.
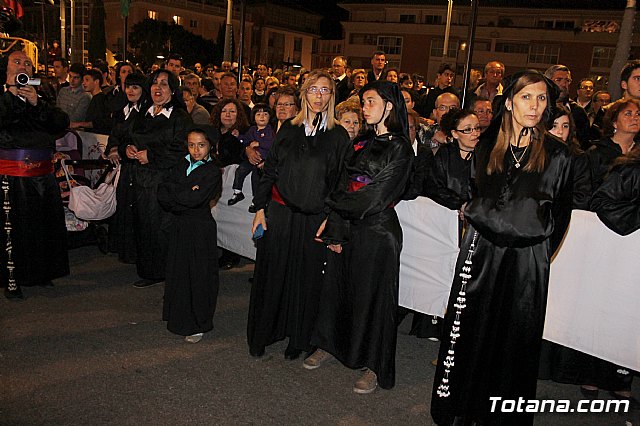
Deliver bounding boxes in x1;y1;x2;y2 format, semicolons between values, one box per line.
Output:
1;246;637;425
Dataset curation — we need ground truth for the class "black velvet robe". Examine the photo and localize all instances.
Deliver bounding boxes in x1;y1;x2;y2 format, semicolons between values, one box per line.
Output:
431;133;573;426
573;137;624;208
158;158;222;336
0;91;70;290
591;158;640;236
422;141;473;211
312;132;414;390
128;107;192;280
106;106;140;263
247;120;351;354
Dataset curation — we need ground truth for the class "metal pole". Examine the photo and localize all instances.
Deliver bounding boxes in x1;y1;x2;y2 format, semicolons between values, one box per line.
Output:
70;0;75;62
460;0;479;109
60;0;66;58
223;0;233;62
41;2;48;71
443;0;453;59
237;0;246;82
123;16;128;62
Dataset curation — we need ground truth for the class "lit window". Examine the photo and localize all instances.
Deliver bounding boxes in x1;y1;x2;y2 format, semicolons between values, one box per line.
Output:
377;36;402;55
173;15;182;26
148;10;157;20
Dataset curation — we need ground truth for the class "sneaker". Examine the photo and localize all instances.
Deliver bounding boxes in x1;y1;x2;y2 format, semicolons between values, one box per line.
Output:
228;192;245;206
353;368;378;394
303;349;335;370
185;333;203;343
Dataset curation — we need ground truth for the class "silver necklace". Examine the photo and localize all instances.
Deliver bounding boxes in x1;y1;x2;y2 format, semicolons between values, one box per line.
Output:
510;143;529;169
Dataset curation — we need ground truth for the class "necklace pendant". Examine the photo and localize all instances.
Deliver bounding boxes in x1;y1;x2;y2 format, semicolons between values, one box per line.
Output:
515;162;521;169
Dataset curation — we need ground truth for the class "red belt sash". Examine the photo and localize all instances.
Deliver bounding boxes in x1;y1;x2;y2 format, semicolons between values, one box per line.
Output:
348;178;395;208
271;185;286;206
0;148;54;177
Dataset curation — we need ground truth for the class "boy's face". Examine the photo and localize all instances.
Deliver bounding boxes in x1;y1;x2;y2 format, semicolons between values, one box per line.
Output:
254;111;270;127
188;133;211;162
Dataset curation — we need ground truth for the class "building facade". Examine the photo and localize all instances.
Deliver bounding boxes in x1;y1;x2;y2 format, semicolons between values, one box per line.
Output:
338;1;639;92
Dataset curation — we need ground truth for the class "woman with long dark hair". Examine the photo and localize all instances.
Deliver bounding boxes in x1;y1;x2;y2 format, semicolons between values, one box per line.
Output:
430;70;573;425
307;80;414;394
247;70;351;360
126;70;192;287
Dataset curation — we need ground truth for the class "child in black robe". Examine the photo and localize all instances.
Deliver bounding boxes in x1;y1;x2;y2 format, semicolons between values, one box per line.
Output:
158;128;222;343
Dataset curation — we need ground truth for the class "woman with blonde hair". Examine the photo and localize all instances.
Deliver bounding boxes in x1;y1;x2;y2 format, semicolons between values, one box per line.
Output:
430;70;573;425
247;70;352;360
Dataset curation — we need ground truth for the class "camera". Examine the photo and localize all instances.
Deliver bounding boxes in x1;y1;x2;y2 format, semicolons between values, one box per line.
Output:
16;73;41;87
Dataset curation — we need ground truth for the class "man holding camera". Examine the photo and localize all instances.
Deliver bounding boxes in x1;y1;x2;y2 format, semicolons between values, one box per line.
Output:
0;50;70;300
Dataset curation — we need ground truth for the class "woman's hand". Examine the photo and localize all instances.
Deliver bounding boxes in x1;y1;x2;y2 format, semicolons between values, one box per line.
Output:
231;129;240;138
107;147;121;166
135;149;149;165
328;244;342;254
125;144;138;159
459;203;466;221
252;209;267;235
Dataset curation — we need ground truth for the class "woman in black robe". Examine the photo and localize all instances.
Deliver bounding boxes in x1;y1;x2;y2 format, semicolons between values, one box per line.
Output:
125;70;192;287
158;128;222;343
430;70;573;425
575;98;640;208
404;109;480;339
591;150;640;236
104;72;149;264
307;80;414;394
247;70;351;359
566;101;640;399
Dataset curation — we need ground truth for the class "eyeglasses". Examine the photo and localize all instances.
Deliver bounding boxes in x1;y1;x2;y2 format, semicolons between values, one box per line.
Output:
276;102;296;108
306;86;332;95
455;126;482;134
436;105;459;112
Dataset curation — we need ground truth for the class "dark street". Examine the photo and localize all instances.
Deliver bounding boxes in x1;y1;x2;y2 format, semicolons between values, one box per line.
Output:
1;246;638;425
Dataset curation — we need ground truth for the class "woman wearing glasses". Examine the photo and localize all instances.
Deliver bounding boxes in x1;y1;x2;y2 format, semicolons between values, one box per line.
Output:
306;80;414;394
430;70;573;425
247;70;351;360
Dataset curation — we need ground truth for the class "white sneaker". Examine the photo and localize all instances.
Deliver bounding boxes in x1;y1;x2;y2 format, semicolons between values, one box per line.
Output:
185;333;203;343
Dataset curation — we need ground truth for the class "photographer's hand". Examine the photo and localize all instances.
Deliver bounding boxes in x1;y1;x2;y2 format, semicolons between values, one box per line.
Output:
17;86;38;106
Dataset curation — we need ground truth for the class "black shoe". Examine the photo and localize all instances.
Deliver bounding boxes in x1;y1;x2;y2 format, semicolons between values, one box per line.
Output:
580;386;599;398
219;253;240;270
4;287;25;301
96;225;109;254
284;347;302;361
250;347;266;358
228;192;245;206
132;279;163;288
248;203;257;213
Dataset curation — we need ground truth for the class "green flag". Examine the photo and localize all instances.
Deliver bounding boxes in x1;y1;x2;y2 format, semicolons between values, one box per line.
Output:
120;0;130;17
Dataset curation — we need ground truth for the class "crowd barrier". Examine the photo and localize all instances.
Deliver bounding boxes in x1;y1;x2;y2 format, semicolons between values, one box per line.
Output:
211;165;640;373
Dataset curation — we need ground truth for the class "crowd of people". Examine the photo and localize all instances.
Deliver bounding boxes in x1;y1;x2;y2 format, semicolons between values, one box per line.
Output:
1;46;639;424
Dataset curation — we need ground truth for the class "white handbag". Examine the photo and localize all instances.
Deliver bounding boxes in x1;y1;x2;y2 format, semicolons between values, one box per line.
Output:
61;160;120;221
